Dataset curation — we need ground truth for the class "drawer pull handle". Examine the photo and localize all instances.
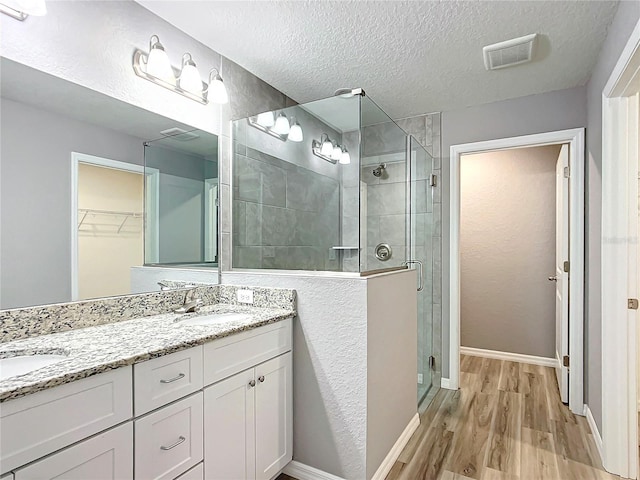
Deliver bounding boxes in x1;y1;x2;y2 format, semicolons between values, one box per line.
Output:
249;380;256;387
160;373;186;384
161;436;186;451
258;376;265;383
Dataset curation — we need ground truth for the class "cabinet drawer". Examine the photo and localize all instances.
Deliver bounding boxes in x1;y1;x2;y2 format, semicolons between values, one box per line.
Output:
0;367;132;474
14;422;133;480
135;392;203;480
134;346;203;416
203;318;292;386
175;463;203;480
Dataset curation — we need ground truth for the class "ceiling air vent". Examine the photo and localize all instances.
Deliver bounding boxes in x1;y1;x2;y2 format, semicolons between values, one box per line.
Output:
159;127;200;141
483;33;538;71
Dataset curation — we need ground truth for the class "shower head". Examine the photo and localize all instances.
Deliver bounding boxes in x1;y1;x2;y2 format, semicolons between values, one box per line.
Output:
372;164;386;178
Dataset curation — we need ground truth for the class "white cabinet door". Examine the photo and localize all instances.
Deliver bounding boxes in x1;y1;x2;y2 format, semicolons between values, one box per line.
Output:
204;369;256;480
14;422;133;480
254;353;292;480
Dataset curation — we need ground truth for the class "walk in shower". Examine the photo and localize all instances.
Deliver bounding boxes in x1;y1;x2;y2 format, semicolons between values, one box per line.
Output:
231;90;441;408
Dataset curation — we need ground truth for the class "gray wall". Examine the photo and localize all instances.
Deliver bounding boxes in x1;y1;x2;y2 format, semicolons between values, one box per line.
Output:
440;85;587;380
0;98;144;309
584;0;640;432
460;145;560;358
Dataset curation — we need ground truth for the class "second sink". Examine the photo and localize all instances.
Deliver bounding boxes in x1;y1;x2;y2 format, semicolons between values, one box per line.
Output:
0;353;68;381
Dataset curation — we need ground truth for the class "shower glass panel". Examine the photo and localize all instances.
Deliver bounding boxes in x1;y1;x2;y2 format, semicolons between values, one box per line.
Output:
409;136;435;406
143;129;219;266
360;96;409;272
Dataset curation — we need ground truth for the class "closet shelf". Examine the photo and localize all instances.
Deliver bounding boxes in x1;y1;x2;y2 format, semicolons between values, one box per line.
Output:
78;208;143;233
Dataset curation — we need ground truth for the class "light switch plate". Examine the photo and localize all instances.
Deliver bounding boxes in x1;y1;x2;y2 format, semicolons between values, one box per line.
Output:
237;289;254;304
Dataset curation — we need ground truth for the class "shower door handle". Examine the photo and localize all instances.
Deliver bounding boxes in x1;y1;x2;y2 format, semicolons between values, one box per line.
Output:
403;260;424;292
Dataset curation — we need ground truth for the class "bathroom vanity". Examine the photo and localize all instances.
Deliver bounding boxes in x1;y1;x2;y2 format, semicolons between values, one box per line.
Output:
0;286;295;480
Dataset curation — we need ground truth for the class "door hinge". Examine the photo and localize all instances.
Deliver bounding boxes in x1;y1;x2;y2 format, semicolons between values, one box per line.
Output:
429;174;437;187
563;261;570;273
564;166;570;178
429;355;436;370
563;355;570;367
629;298;639;310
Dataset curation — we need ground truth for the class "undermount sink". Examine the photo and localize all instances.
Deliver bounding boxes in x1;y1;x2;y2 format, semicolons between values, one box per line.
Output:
178;312;252;326
0;353;68;381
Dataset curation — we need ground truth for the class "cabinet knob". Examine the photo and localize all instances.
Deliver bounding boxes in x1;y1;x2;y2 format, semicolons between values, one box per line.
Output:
258;376;265;383
249;379;256;387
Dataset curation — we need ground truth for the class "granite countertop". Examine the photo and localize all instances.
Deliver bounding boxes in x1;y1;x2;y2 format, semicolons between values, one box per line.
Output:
0;304;295;402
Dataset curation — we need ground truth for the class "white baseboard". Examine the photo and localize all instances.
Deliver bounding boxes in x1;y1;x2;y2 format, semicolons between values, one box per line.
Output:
460;346;559;368
584;404;604;463
283;461;345;480
441;377;455;389
371;413;420;480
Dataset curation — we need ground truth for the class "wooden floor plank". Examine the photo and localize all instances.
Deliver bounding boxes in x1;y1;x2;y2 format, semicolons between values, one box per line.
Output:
389;355;620;480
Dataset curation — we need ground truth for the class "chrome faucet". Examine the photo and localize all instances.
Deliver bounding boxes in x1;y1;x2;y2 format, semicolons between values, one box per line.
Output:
174;288;203;313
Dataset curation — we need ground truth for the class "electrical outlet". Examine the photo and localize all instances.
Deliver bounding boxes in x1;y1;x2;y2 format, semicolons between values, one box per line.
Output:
237;289;254;304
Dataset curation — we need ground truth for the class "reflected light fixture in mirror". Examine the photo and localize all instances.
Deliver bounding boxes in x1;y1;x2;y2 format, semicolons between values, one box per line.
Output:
288;118;303;142
133;35;229;105
273;113;291;135
0;0;46;20
312;134;349;165
256;111;275;128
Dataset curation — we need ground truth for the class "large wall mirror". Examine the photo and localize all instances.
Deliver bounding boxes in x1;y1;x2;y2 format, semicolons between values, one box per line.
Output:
0;58;219;310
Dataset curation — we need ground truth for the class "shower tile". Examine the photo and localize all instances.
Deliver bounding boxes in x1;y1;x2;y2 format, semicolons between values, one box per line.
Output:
232;201;246;246
361;166;380;185
396;116;427;148
425;115;434;147
363;122;406;157
261;206;296;246
379;215;407;246
233;246;262;269
220;233;231;271
342;186;360;218
377;161;406;184
219;135;231;186
220;184;231;233
366;183;406;216
234;155;287;207
367;216;380;246
433;208;441;237
432;174;441;204
221;57;286;121
245;202;263;245
342;216;359;247
432;237;442;304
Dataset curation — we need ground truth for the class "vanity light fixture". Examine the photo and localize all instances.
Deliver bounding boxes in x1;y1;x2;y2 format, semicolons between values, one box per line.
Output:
288;118;303;142
247;110;302;143
133;35;229;105
273;113;291;135
0;0;46;20
312;134;349;165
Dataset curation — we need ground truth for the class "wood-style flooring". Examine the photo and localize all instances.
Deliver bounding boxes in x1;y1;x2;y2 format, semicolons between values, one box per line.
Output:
386;355;619;480
277;355;617;480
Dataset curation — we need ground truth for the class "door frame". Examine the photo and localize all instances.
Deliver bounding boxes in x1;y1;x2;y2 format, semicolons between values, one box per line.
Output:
70;152;158;300
448;128;585;415
601;17;640;479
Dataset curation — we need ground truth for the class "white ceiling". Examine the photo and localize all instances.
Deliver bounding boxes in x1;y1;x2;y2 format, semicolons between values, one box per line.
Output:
138;0;619;119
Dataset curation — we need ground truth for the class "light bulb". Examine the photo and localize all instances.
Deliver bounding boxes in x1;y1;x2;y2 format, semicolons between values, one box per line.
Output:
273;113;290;135
146;36;175;85
256;111;275;127
288;119;303;142
3;0;46;15
178;54;202;95
208;70;229;104
331;145;342;161
321;138;334;156
339;149;351;165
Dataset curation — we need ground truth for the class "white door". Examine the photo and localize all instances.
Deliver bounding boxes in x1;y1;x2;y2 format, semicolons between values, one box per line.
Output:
255;353;293;480
204;370;256;480
555;144;570;403
14;423;132;480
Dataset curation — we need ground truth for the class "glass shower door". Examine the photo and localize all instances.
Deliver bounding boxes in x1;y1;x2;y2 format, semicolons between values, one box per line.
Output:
408;135;436;407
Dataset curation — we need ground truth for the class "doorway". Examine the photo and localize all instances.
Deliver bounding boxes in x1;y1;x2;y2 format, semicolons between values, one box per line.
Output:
601;19;640;480
449;128;585;415
70;153;159;300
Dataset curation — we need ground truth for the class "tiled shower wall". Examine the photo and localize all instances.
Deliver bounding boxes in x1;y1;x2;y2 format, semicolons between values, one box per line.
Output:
360;113;443;391
232;146;340;270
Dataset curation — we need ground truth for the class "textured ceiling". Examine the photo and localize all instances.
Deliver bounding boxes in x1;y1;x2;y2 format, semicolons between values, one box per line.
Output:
138;0;618;119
